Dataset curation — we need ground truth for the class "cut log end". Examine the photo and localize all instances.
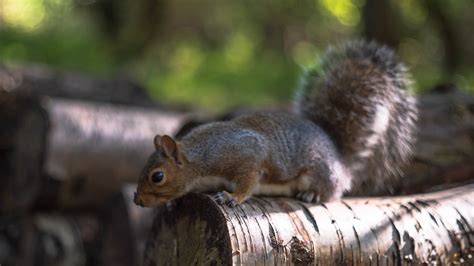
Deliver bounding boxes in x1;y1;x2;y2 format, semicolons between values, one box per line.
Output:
144;194;232;266
98;185;156;266
0;92;48;211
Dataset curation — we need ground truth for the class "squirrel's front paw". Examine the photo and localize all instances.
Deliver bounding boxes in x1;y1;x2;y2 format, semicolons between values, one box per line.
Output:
213;191;238;208
296;191;317;203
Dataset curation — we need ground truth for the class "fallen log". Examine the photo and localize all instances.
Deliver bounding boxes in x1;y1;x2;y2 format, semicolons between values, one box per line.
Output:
39;97;189;209
398;87;474;194
0;214;35;266
0;64;158;107
144;184;474;265
1;185;154;266
0;92;191;211
0;212;100;266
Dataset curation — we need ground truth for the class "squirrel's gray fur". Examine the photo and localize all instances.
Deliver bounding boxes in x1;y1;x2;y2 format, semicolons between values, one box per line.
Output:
180;111;353;201
294;40;418;195
135;40;418;207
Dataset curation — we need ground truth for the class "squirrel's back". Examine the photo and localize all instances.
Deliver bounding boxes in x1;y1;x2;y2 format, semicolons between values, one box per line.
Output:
294;40;418;195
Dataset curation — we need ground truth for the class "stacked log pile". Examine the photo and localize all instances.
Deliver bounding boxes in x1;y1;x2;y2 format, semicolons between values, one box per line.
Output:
0;65;187;265
0;64;473;265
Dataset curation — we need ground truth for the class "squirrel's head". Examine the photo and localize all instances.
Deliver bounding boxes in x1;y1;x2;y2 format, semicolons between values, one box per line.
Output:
134;134;190;207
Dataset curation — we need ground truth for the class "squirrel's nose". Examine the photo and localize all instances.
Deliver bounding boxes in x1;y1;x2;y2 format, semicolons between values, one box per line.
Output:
133;192;144;207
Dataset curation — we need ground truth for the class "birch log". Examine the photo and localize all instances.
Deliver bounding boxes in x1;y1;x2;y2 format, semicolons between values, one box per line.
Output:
0;92;191;211
144;184;474;265
39;97;189;209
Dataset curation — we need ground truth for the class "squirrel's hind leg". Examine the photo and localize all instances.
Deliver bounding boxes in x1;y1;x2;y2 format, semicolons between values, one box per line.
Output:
293;184;340;204
296;161;353;203
295;191;317;203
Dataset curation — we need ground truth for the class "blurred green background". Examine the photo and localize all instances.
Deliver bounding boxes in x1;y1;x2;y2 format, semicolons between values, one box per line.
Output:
1;0;473;112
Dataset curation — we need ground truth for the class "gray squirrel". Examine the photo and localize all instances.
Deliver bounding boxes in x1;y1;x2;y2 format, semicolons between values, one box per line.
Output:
134;40;418;207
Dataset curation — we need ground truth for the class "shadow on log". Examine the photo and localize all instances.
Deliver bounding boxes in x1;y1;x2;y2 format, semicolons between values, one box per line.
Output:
0;91;192;211
145;184;474;265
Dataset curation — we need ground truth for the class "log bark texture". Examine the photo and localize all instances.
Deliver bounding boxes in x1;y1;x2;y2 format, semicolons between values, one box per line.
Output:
0;92;191;211
144;184;474;265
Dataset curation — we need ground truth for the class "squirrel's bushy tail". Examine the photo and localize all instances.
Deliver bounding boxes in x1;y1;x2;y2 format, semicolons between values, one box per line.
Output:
294;40;418;195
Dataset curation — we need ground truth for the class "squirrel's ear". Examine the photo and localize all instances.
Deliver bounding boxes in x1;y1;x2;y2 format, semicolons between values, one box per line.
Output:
160;135;177;160
153;135;162;150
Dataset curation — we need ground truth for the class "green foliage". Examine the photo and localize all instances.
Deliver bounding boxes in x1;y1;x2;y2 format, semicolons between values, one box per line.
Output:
0;0;473;112
0;27;114;74
140;36;300;112
0;0;114;74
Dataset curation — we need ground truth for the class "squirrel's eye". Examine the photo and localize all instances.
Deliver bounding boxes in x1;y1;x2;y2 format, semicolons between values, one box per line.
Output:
149;170;165;184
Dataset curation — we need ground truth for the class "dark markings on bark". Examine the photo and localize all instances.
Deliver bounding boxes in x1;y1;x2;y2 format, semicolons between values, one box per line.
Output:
429;213;439;226
298;203;320;234
352;226;362;264
289;236;314;265
399;204;412;214
341;200;353;212
321;205;346;264
407;202;422;213
401;231;417;262
454;207;474;246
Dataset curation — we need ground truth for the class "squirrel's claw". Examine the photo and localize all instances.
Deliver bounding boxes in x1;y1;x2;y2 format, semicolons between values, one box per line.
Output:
213;191;238;208
296;191;317;203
